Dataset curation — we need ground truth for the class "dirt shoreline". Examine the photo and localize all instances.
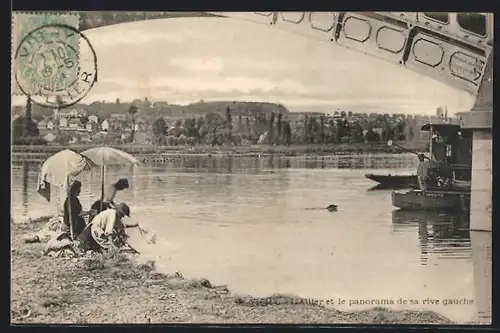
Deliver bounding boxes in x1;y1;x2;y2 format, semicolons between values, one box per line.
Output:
11;219;453;325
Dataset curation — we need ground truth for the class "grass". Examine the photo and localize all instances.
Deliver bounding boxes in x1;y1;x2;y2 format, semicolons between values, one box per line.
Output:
11;219;454;325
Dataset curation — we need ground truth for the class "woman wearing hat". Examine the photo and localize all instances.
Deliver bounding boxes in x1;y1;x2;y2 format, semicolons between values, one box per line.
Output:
89;178;130;222
79;202;137;252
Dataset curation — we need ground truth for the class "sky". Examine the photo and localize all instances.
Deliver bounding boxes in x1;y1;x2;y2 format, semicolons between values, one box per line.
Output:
11;16;476;115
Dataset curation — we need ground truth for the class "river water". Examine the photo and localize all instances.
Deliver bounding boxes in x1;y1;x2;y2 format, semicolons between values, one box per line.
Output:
11;153;490;324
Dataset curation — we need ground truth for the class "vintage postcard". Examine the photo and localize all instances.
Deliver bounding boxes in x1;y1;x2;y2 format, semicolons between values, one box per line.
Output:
10;11;492;325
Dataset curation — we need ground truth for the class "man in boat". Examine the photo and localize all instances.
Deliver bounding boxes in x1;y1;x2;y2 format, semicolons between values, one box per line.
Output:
417;154;453;191
416;154;434;191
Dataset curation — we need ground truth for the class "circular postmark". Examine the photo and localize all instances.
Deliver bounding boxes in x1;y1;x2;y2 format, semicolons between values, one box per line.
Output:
14;23;97;108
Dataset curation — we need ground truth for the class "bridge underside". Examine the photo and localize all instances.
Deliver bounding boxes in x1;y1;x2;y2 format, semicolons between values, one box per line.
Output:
207;12;492;97
77;11;492;97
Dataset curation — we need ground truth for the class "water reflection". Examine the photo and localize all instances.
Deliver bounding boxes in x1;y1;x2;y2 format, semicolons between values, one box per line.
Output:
131;153;420;173
392;210;491;322
392;210;471;264
14;153;420;175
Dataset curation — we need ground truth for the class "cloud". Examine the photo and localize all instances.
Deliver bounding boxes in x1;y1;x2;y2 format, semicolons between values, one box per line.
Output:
11;17;477;116
169;57;227;73
85;19;202;46
93;74;474;114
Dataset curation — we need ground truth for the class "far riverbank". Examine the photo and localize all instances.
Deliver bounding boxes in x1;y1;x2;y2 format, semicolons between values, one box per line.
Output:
11;141;428;164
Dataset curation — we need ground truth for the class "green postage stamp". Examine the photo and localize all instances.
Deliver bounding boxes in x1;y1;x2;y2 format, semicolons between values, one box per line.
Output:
11;12;80;96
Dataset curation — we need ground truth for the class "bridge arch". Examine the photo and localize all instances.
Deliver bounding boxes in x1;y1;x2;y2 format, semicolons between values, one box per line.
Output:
78;11;493;98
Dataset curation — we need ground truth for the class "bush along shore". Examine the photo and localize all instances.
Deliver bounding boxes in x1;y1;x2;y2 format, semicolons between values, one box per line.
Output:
11;218;453;324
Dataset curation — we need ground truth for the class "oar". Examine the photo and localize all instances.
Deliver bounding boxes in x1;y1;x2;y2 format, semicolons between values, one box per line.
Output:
387;140;430;160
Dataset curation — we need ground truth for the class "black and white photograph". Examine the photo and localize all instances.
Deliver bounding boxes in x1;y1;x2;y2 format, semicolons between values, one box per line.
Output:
10;11;492;325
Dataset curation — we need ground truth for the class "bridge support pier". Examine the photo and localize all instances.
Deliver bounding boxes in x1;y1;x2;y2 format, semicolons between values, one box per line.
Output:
460;51;492;323
460;50;493;232
468;129;492;232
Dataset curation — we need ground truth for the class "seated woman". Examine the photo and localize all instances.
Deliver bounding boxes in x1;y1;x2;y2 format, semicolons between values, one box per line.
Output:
78;203;137;253
89;178;129;221
62;180;89;238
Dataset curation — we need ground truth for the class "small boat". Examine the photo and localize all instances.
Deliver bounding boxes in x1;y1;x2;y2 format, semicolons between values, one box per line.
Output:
365;173;418;189
389;122;473;211
392;189;470;212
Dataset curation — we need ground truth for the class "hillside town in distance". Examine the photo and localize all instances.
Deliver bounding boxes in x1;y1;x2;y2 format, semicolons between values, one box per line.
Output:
12;96;462;148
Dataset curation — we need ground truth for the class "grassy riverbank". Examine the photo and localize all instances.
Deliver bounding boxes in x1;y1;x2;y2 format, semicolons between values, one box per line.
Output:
11;219;452;325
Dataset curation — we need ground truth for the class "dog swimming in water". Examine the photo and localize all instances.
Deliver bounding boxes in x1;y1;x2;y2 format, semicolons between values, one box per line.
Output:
326;204;337;212
304;205;337;212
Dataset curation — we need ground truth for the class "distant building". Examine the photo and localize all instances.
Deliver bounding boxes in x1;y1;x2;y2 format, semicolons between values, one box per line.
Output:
372;128;383;136
68;119;81;128
152;101;169;109
88;114;99;123
37;120;47;129
101;119;110;131
59;117;68;128
58;110;78;118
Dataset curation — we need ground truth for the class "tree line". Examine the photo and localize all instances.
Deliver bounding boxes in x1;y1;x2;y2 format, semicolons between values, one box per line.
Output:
150;107;418;147
13;97;432;147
